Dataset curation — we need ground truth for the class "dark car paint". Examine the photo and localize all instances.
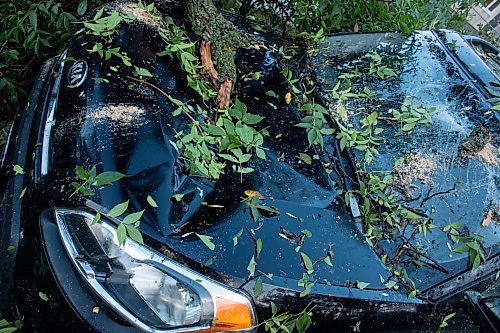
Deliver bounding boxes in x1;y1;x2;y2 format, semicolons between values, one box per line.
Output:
0;58;55;313
0;2;498;332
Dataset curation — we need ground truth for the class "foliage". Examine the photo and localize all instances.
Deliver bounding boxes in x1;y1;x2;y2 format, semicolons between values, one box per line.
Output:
71;165;125;197
296;98;335;148
71;165;142;246
0;318;19;333
174;98;267;180
258;302;315;333
158;19;218;101
388;98;436;134
349;171;431;246
0;0;86;117
223;0;482;36
95;200;145;246
443;222;487;271
336;111;383;164
436;312;456;333
0;306;23;333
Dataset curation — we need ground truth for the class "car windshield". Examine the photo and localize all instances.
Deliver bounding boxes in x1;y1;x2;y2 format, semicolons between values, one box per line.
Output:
313;31;499;289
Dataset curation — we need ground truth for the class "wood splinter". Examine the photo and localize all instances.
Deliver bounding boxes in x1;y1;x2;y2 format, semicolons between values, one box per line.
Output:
200;40;233;109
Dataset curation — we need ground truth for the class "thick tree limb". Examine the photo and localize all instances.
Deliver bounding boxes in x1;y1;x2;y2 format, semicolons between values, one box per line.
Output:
185;0;256;108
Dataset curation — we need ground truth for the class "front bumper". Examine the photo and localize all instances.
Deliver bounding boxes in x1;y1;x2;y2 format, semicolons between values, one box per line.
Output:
37;208;498;333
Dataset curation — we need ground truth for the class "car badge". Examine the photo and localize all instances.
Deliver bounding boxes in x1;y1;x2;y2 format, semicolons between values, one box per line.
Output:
67;60;88;88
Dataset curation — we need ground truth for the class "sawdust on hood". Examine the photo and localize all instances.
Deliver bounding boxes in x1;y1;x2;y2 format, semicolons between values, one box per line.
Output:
477;143;499;166
89;104;146;123
394;152;439;186
116;2;163;28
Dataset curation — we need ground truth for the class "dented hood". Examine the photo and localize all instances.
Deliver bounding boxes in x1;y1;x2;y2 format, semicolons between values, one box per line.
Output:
39;3;497;296
40;2;393;291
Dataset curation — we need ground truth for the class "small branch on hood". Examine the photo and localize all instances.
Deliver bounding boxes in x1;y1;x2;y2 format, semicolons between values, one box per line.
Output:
125;75;200;127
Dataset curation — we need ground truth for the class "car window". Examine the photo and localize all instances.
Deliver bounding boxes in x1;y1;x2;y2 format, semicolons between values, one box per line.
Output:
469;39;500;77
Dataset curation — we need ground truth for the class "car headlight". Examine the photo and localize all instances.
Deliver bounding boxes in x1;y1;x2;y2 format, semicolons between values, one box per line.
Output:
54;209;256;332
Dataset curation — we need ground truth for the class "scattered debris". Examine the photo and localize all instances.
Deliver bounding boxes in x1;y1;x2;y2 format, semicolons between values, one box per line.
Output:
89;104;146;123
394;152;439;186
116;2;163;28
244;190;264;200
279;227;297;244
459;125;491;157
477;143;499;166
482;210;493;227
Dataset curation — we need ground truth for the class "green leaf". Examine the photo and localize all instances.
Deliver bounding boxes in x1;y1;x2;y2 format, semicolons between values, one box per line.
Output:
243;113;264;125
196;233;215;250
147;195;158;208
13;165;24;175
255;147;266;159
356;281;370;289
254;277;263;297
172;193;184;201
266;90;278;98
298;153;312;165
401;122;416;132
107;201;129;217
299;282;313;297
91;213;101;225
133;67;153;77
19;187;27;199
0;326;17;333
440;313;456;328
122;210;144;224
75;165;88;180
77;0;88;16
300;252;314;274
400;209;422;220
323;256;333;267
205;124;226;136
256;238;263;258
247;255;256;277
117;223;127;246
29;12;37;31
239;167;254;174
320;128;335;135
233;228;243;246
301;229;312;237
307;129;317;146
94;171;126;185
39;291;48;301
126;225;143;244
219;153;239;163
236;125;254;145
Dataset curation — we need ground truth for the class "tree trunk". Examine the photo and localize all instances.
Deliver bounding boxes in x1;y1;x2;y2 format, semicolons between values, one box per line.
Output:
183;0;255;108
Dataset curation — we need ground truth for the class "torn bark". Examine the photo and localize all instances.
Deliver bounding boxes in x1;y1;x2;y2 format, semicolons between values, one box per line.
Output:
200;41;219;88
217;79;232;109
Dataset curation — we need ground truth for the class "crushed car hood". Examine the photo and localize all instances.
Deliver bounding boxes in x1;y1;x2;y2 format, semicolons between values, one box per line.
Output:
39;2;393;290
37;3;497;296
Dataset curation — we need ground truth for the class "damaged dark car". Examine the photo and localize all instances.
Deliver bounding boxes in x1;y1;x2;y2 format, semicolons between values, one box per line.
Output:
0;1;499;332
